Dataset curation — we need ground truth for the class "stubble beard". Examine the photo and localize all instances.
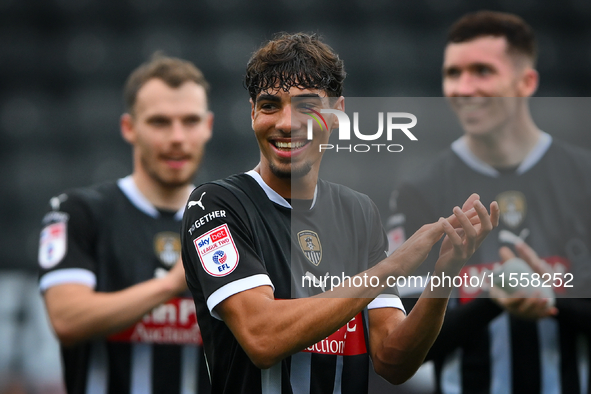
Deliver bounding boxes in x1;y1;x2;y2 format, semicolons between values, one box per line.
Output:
142;154;201;190
269;160;312;179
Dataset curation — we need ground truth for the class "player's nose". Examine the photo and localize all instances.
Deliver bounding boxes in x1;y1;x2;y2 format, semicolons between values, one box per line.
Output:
451;73;478;97
276;104;299;134
170;120;186;141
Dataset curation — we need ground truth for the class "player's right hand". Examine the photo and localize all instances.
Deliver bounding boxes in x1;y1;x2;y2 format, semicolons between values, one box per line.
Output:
385;220;447;278
491;242;558;319
490;287;558;320
165;258;189;294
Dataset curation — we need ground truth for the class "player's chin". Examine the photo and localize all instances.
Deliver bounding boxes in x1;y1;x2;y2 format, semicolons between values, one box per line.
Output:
270;161;312;179
461;122;492;137
159;172;194;189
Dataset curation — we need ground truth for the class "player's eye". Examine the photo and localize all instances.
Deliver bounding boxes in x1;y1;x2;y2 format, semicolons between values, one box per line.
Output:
298;101;321;111
259;102;278;111
444;68;461;79
147;117;171;127
475;65;493;76
183;116;202;126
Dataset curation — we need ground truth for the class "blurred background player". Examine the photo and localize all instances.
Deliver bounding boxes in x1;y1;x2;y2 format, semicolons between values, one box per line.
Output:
38;54;213;394
387;10;591;394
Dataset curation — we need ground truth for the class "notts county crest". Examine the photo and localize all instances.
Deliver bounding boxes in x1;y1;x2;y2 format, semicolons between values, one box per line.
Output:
298;230;322;266
497;191;527;228
154;232;181;267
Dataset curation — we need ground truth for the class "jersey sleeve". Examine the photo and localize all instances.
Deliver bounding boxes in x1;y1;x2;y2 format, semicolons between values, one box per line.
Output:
365;198;406;312
181;183;273;320
38;192;98;292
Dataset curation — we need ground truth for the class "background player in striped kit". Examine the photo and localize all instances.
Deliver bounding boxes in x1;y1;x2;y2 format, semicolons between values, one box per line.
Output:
38;54;213;394
387;10;591;394
181;32;499;393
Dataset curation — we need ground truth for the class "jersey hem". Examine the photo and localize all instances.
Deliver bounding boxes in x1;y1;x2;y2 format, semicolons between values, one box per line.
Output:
207;274;275;320
39;268;97;292
368;295;405;314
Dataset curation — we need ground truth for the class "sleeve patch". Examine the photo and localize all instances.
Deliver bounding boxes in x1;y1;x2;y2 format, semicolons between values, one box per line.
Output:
38;221;67;269
194;224;239;277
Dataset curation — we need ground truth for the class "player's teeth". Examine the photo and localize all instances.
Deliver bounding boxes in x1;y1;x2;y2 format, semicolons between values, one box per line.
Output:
275;141;305;149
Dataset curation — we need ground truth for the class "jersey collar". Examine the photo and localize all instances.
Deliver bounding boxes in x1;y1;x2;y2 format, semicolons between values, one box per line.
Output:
245;170;319;210
117;175;185;220
451;131;552;177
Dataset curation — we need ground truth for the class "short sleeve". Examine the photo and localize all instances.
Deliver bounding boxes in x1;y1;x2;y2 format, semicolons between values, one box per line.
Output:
368;199;389;268
181;183;273;319
38;193;98;292
366;198;405;312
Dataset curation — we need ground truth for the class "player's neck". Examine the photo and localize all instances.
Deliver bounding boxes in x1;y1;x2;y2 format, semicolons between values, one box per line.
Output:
466;111;540;169
131;170;193;212
255;164;318;200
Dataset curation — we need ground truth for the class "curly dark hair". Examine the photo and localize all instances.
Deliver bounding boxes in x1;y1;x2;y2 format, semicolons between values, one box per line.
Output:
244;32;346;101
448;10;537;64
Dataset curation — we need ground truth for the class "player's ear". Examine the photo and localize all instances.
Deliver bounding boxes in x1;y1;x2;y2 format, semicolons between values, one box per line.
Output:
204;111;214;143
518;67;539;97
120;113;136;144
331;96;345;131
335;96;345;111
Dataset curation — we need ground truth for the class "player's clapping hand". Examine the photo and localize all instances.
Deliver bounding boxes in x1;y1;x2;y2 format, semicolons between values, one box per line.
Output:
164;258;189;294
490;242;558;320
435;194;500;276
389;194;498;278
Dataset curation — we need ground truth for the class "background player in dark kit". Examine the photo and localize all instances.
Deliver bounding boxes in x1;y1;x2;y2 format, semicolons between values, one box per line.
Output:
387;11;591;394
38;55;213;394
181;32;499;394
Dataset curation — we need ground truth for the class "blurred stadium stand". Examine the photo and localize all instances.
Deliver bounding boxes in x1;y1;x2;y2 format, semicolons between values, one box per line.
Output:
1;0;591;392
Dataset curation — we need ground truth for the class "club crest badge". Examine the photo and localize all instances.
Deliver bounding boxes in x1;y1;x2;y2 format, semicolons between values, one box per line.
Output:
154;232;181;267
298;230;322;266
496;191;527;228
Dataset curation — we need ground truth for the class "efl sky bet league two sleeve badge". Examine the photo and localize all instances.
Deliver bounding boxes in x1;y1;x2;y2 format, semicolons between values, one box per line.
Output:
39;220;67;269
194;224;239;277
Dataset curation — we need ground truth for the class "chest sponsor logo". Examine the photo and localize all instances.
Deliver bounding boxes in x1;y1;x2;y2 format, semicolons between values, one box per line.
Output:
298;230;322;266
154;232;181;267
108;297;202;345
194;224;239;277
303;313;367;356
497;191;527;228
38;221;67;269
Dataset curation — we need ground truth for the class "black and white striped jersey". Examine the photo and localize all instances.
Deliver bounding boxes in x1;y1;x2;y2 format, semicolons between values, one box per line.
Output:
387;133;591;394
38;176;210;394
181;170;403;394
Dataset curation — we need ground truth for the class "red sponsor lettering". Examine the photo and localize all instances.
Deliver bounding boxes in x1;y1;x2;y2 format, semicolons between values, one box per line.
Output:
211;228;227;242
109;297;202;345
302;312;366;356
459;256;571;304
